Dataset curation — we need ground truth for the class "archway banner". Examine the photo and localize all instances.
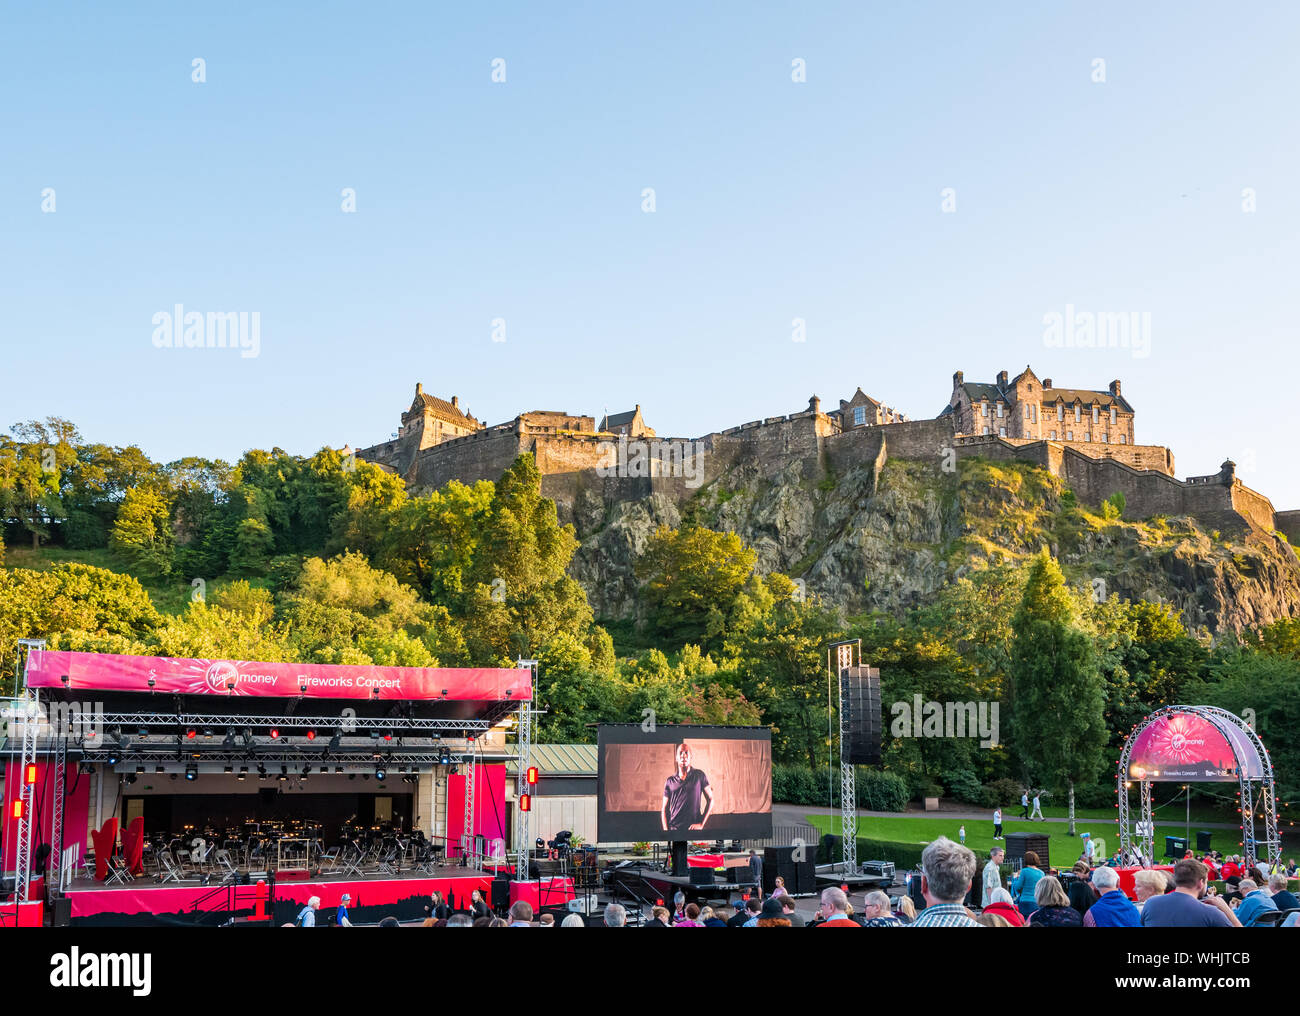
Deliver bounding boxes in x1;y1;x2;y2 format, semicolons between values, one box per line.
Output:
1127;710;1263;782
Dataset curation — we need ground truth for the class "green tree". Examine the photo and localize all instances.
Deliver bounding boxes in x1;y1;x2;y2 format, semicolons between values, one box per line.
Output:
636;524;757;651
109;484;175;577
1009;549;1108;834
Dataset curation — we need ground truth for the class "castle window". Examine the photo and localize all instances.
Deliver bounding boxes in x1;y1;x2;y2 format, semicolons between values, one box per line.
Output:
853;406;866;426
998;426;1006;438
1066;431;1073;440
982;426;990;435
1084;433;1090;442
1111;407;1117;425
1102;433;1109;443
1120;435;1127;444
1049;430;1057;440
1093;405;1100;424
1075;405;1081;422
1057;404;1064;421
981;401;988;417
997;402;1004;418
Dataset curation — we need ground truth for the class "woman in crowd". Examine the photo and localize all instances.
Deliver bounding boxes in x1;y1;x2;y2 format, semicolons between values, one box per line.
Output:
755;898;791;927
896;896;916;925
982;887;1026;926
675;903;704;927
1132;868;1167;915
770;876;788;898
1010;851;1045;919
470;888;490;920
1068;861;1098;917
1027;876;1083;927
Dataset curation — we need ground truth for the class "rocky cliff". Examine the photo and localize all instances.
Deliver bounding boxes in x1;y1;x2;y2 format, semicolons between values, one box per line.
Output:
568;453;1300;635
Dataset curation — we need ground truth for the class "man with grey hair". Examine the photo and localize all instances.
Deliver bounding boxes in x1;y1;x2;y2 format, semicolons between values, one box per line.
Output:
446;913;473;927
603;902;627;927
861;890;901;927
814;886;859;926
982;847;1004;907
1234;878;1277;926
911;836;981;927
1269;872;1299;912
1082;865;1140;927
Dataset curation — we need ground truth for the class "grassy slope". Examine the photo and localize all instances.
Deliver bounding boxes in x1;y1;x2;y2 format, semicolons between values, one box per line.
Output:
4;546;195;615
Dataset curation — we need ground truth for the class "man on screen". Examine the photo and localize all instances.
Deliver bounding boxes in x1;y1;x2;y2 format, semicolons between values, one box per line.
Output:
661;742;715;834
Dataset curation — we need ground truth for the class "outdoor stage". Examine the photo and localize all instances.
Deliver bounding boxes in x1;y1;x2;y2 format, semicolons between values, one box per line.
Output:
61;866;576;926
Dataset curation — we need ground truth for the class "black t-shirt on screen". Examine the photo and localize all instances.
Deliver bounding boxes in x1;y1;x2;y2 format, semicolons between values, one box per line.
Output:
664;768;710;832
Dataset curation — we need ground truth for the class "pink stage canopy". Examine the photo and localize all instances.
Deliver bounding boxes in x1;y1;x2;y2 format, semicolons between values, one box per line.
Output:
24;649;531;702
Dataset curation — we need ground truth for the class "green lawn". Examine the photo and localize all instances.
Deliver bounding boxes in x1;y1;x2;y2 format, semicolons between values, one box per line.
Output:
805;813;1261;866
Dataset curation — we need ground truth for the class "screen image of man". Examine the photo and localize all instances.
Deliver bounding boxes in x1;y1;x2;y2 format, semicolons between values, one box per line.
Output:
661;743;714;834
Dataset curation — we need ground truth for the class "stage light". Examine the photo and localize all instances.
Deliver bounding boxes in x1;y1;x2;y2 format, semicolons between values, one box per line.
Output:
147;676;155;689
375;766;387;781
60;674;69;686
334;766;344;774
155;765;165;774
224;766;233;774
12;801;23;819
186;728;196;739
269;728;280;740
302;764;311;777
519;793;531;812
135;766;145;775
185;765;197;781
383;732;393;741
25;764;37;785
125;774;137;786
138;726;149;740
527;766;538;786
306;730;316;741
299;682;308;695
238;768;247;781
371;688;381;700
222;731;235;750
280;765;288;779
106;752;120;766
328;731;342;753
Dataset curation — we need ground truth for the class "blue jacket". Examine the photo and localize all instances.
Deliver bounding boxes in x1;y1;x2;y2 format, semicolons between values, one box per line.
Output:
1087;889;1140;927
1010;866;1044;904
1236;890;1278;927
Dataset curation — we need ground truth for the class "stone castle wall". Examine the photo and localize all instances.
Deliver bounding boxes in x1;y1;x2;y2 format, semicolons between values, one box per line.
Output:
359;401;1288;536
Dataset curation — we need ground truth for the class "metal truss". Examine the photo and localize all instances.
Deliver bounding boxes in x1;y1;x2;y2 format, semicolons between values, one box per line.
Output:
462;739;478;868
513;659;537;873
830;640;860;875
15;689;38;902
1117;704;1280;869
89;711;492;734
51;733;68;891
81;749;467;767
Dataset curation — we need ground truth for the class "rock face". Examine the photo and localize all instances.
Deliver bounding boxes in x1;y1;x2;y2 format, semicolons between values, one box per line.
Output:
568;453;1300;634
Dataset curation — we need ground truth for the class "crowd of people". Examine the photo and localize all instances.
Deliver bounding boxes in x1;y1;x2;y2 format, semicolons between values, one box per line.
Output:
289;837;1300;927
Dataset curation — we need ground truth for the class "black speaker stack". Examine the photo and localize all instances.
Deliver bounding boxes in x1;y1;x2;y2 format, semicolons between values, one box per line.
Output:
1004;831;1050;869
839;665;882;765
763;845;816;894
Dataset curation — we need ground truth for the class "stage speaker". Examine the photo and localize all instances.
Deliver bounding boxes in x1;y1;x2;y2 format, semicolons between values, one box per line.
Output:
689;867;715;885
840;666;882;765
53;897;72;927
1196;831;1213;852
764;845;796;865
1004;832;1050;870
491;877;511;909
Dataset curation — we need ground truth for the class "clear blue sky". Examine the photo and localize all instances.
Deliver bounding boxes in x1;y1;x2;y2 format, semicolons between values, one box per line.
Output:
4;1;1298;505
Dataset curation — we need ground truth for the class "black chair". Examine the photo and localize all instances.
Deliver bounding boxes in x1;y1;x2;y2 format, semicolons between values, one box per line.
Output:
1251;907;1300;927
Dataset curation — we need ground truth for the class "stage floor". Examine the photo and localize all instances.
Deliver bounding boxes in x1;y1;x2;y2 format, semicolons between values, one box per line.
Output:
61;864;575;927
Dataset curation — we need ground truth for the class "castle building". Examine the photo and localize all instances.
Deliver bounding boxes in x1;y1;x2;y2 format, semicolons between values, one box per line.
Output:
831;387;906;430
401;383;482;450
598;405;655;439
941;366;1135;447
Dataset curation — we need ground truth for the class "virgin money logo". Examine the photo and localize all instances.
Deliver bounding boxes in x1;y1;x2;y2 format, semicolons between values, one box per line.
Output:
205;661;240;694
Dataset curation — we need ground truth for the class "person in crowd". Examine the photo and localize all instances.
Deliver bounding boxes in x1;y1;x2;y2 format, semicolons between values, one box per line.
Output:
982;847;1004;907
1028;876;1083;926
1133;869;1167;915
470;888;490;920
1269;873;1299;912
445;913;473;927
814;886;860;927
295;896;321;927
1019;790;1030;820
560;914;585;927
861;890;902;927
647;906;671;928
1141;858;1241;927
1010;850;1045;919
428;891;450;921
1068;861;1097;917
1030;792;1045;821
1201;855;1219;881
671;891;688;924
1082;865;1140;927
983;887;1026;926
976;912;1012;927
1221;855;1241;881
756;898;790;927
472;917;493;927
336;893;353;928
770;875;788;898
731;897;762;927
1081;832;1096;864
508;901;533;927
701;906;727;927
379;916;401;927
1233;879;1278;926
993;806;1003;840
896;895;916;925
779;896;804;927
959;824;966;845
676;903;703;927
1287;858;1298;878
911;836;981;927
748;849;763;892
603;903;627;927
539;913;554;927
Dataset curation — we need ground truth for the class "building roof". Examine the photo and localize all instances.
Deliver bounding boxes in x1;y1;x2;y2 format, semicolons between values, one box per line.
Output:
600;409;639;429
1041;387;1133;413
411;390;477;427
505;743;598;777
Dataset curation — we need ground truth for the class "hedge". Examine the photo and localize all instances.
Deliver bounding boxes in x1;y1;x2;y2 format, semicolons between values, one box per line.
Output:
773;764;909;813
